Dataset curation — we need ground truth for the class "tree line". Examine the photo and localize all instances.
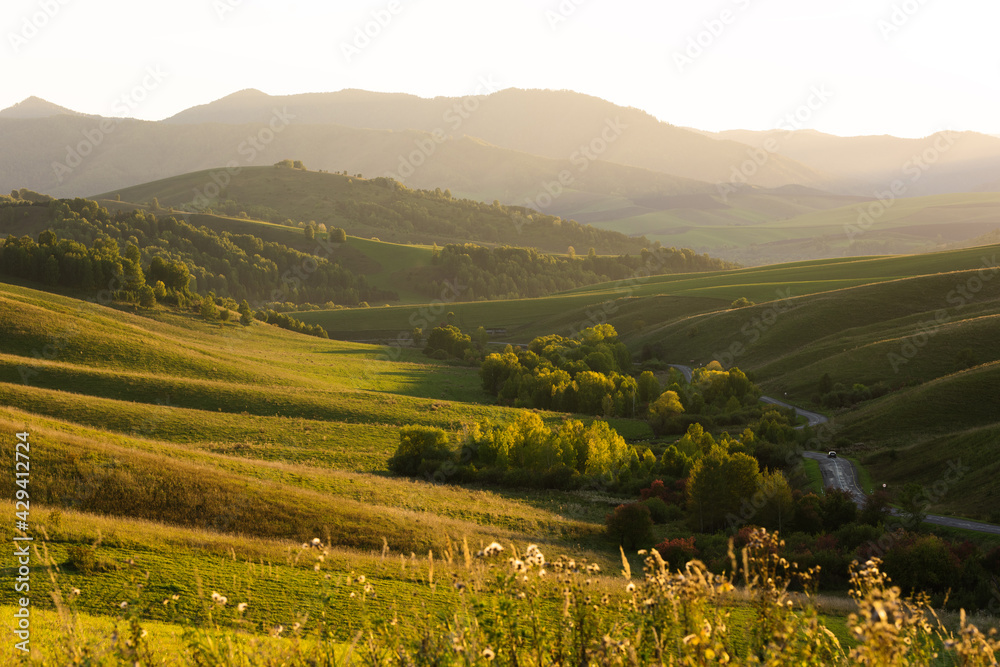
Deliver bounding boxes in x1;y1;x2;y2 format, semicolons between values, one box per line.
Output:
414;243;736;301
2;197;394;307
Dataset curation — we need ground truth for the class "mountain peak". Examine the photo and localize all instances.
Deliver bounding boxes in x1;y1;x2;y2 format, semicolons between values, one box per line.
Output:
0;96;83;119
219;88;270;101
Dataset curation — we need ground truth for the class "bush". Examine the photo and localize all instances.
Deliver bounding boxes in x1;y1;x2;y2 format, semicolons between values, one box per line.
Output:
388;426;452;476
66;544;96;573
654;536;699;567
605;503;654;549
65;544;116;574
643;497;671;524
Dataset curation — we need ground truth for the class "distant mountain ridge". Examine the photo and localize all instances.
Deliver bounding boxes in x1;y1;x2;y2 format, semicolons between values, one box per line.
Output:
163;88;827;189
0;96;87;119
3;87;1000;263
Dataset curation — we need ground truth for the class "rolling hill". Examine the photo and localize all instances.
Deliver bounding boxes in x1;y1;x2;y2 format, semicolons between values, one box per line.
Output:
7;88;1000;265
94;165;661;256
698;127;1000;197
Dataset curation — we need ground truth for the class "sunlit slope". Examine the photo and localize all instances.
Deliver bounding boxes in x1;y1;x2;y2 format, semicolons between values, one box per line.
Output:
0;282;606;557
634;266;1000;390
93;164;657;254
299;243;999;341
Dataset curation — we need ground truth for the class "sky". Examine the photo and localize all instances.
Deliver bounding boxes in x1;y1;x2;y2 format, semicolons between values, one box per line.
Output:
2;0;998;138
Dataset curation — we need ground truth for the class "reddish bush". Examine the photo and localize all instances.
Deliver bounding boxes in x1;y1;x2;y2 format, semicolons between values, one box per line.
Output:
639;478;686;505
815;533;839;552
654;536;699;566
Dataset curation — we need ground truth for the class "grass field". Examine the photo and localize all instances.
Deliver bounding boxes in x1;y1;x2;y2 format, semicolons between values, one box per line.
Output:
0;279;668;637
3;233;1000;656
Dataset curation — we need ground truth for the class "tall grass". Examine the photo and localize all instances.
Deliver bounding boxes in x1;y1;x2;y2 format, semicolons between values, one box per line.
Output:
7;528;998;665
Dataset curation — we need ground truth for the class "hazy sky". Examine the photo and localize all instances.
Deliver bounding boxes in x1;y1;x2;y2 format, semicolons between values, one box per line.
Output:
3;0;998;137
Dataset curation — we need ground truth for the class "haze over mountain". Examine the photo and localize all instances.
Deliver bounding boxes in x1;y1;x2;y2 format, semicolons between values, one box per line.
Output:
164;88;827;189
698;128;1000;196
3;87;1000;264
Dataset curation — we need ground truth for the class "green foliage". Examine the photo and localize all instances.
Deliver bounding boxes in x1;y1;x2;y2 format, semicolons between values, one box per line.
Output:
199;295;218;320
687;444;763;533
237;299;253;326
415;243;736;301
388;412;638;490
258;309;329;338
66;544;97;574
637;370;661;403
898;482;929;526
423;325;471;359
648;389;685;433
18;198;395;306
605;502;654;549
388;425;451;476
480;325;636;416
138;284;156;308
642;496;671;524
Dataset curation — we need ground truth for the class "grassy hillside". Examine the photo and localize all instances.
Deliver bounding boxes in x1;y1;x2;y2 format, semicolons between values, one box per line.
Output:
1;277;678;648
287;242;1000;518
299;243;999;342
594;191;1000;265
96;165;659;255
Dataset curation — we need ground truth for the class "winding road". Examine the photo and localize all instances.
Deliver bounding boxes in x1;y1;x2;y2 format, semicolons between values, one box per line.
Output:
669;364;1000;536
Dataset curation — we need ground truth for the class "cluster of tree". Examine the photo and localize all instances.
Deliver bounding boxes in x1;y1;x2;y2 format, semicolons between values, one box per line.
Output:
481;327;767;436
28;198;393;306
412;244;736;301
274;159;307;170
813;373;890;408
1;229;146;299
648;363;765;434
388;412;646;490
480;325;638;415
422;324;479;362
254;308;329;339
3;188;54;205
612;482;1000;612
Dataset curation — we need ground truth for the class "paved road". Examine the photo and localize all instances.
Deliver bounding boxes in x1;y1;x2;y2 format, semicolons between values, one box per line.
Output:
667;365;828;428
670;363;1000;535
760;397;828;427
803;451;866;504
803;448;1000;535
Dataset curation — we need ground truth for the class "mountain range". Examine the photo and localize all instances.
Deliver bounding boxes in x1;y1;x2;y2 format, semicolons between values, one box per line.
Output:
3;87;999;263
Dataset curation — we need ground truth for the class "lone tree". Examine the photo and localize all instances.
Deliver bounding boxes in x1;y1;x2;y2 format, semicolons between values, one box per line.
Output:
200;295;218;321
238;300;253;326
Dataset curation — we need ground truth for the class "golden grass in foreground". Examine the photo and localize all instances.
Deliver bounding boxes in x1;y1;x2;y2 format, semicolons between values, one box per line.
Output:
4;529;999;665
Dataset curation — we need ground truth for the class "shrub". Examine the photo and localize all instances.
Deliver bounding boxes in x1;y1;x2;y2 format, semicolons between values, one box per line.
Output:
605;502;654;549
66;544;97;574
388;426;452;476
643;497;671;524
653;536;699;566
